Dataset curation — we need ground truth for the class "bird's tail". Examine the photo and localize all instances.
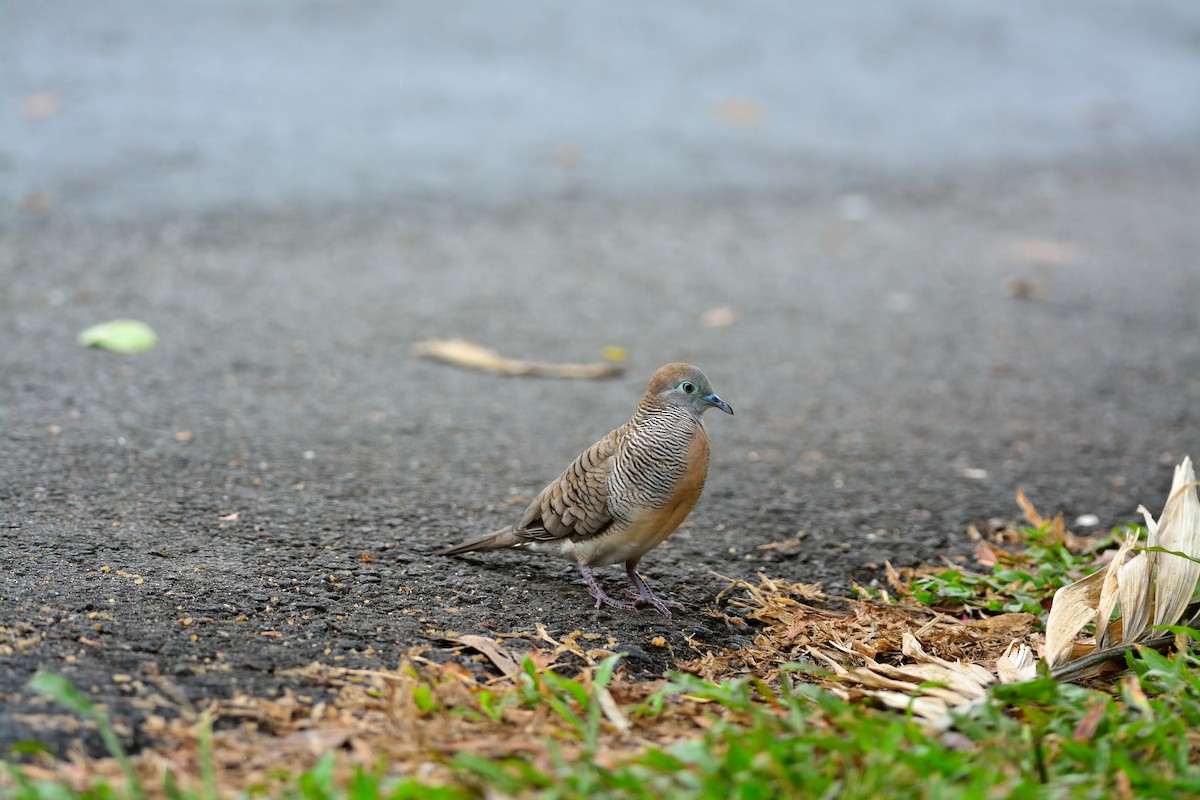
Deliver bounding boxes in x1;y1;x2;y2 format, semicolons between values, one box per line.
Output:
436;526;523;556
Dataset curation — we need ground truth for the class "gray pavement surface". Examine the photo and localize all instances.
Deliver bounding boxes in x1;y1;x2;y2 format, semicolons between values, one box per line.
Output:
2;0;1199;758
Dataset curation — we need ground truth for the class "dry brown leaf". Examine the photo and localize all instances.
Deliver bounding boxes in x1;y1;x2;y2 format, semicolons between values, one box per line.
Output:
1151;457;1200;628
595;684;630;734
1035;456;1199;676
900;633;995;686
447;635;521;678
883;561;912;597
872;661;989;701
1044;569;1106;668
807;647;851;676
974;539;999;568
279;727;354;755
963;612;1037;635
1071;699;1109;742
1015;487;1045;527
847;666;970;706
1117;548;1153;644
868;691;951;724
995;641;1037;683
1095;531;1138;649
411;339;623;379
843;666;923;693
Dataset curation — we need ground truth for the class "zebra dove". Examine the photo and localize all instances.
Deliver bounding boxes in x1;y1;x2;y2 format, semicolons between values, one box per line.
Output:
437;362;733;617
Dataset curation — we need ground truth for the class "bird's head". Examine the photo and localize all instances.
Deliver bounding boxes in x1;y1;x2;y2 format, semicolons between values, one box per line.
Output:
646;363;734;416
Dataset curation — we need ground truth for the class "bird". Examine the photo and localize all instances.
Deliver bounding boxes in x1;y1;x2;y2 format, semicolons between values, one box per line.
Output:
437;362;733;617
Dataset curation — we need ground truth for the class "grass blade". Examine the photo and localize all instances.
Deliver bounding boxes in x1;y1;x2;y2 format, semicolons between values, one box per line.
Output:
28;672;144;800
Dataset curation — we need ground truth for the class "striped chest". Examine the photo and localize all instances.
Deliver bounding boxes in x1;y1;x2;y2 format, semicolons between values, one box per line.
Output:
607;408;708;516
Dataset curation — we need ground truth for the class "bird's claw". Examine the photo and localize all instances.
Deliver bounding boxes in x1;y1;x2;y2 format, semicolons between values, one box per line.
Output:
624;565;684;617
591;592;636;611
580;564;636;611
648;597;685;612
581;564;684;617
625;588;684;613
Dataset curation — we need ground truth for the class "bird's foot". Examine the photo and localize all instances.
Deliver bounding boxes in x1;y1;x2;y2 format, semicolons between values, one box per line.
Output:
579;565;635;611
626;590;683;617
593;592;637;612
625;564;684;617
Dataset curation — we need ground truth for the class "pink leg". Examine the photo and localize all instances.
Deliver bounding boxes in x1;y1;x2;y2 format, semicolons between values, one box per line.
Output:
578;565;634;611
625;561;684;617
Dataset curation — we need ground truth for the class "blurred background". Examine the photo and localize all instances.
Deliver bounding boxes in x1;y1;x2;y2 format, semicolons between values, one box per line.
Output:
4;1;1197;219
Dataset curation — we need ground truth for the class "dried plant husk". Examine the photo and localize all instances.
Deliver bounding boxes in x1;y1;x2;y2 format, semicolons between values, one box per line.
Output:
1150;458;1200;628
411;338;623;379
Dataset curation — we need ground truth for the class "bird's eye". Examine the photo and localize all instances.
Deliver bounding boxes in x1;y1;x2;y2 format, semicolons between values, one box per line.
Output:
680;382;696;394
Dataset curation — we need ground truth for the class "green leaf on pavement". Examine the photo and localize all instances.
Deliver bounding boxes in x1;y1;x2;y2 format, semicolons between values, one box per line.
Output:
77;319;158;353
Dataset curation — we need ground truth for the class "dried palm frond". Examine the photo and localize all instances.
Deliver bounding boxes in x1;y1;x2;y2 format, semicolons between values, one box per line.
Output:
1043;457;1199;678
811;457;1200;726
1150;458;1200;627
1044;568;1105;668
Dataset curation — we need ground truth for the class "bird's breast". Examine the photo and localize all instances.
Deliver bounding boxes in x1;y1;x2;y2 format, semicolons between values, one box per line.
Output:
607;411;706;516
566;420;708;567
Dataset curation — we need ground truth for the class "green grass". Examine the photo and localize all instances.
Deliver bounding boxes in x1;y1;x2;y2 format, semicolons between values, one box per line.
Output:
899;522;1118;615
446;653;1200;800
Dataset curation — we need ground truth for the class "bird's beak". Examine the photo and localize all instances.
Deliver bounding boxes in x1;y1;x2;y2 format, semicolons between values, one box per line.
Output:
704;393;734;415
